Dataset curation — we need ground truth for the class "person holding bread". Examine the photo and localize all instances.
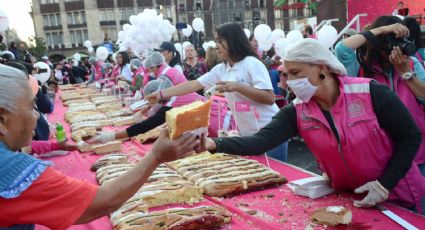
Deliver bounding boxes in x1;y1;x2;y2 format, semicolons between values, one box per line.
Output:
88;52;233;144
0;64;202;229
201;38;425;215
146;23;289;162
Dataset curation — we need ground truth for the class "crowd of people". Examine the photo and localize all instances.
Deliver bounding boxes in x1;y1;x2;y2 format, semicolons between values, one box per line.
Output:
0;12;425;229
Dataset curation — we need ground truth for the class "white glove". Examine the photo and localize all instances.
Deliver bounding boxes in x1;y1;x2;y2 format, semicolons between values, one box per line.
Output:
87;132;116;144
353;180;389;208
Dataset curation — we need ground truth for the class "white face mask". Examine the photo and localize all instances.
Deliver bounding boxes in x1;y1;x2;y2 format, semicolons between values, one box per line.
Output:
287;70;318;103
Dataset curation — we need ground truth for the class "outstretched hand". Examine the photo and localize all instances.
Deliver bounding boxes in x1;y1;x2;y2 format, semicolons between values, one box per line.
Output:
151;128;201;163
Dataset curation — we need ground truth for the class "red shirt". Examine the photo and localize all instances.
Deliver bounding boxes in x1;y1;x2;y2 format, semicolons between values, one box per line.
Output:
0;167;98;230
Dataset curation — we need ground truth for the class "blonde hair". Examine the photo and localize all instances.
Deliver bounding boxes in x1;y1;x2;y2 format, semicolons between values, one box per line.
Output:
205;47;221;70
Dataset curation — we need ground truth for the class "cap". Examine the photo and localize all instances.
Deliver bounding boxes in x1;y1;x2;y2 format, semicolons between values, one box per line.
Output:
155;42;176;52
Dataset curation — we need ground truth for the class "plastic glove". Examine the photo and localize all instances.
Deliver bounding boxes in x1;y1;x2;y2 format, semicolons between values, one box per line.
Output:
353;180;389;208
87;132;115;144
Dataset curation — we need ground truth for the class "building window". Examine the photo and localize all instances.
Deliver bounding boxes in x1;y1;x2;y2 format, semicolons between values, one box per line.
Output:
275;21;284;30
303;7;310;18
45;32;63;48
70;29;88;46
178;0;185;11
99;9;115;21
260;10;266;18
43;14;61;27
101;27;117;41
67;11;86;25
178;15;187;23
228;0;235;9
289;9;297;17
65;0;80;2
120;8;134;21
194;0;202;11
244;11;251;19
164;7;172;18
259;0;265;8
274;10;282;19
41;0;59;4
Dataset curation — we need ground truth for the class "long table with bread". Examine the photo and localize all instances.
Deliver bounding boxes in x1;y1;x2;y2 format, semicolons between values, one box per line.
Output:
36;86;425;230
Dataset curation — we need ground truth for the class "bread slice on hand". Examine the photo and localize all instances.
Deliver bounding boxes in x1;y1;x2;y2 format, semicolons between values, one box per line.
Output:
166;100;212;140
311;206;352;226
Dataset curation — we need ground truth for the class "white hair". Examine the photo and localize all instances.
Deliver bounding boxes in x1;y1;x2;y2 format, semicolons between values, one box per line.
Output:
0;64;30;113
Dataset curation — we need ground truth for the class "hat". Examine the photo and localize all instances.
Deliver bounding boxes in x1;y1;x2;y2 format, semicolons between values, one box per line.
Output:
283;38;347;76
155;42;176;52
343;28;358;36
143;52;165;68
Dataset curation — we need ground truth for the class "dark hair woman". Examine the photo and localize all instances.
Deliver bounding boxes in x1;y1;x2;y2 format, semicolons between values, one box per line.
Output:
146;22;289;162
335;15;425;180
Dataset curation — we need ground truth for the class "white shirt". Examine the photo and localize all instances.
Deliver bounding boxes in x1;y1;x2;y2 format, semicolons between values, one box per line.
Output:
198;56;279;136
121;64;133;81
54;69;63;81
173;64;183;74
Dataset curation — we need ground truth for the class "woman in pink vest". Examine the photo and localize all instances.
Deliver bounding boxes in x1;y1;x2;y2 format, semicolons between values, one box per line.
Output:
338;16;425;176
204;39;425;215
89;52;233;144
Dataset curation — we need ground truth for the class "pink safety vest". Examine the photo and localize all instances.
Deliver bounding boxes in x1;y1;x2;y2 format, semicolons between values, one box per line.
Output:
153;64;233;137
294;76;425;211
369;63;425;165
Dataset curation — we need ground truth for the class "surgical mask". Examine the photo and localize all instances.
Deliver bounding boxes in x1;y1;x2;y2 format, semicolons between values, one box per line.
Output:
287;69;317;103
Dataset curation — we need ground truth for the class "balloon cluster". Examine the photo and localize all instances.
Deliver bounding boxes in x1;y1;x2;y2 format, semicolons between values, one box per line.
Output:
117;9;176;56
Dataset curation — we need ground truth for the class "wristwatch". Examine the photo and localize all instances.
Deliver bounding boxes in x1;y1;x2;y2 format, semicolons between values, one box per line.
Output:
401;72;416;81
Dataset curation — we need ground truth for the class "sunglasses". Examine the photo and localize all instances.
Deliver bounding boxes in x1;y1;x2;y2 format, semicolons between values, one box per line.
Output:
36;69;48;74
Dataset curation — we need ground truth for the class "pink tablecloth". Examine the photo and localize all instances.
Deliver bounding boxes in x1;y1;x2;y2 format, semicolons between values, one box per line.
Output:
36;92;425;230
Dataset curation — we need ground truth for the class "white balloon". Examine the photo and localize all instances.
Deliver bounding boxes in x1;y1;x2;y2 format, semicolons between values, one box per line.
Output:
33;62;50;84
192;18;204;32
254;24;272;43
0;9;9;33
286;30;304;44
182;25;193;37
96;46;109;61
271;29;285;43
123;24;130;31
129;15;137;25
88;46;94;53
174;43;183;55
182;41;192;50
274;38;290;58
84;40;92;48
73;53;81;62
258;39;273;52
317;25;338;48
244;29;251;38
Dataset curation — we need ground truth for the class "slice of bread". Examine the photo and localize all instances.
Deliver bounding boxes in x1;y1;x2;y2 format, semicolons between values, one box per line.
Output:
311;206;352;226
166;100;212;140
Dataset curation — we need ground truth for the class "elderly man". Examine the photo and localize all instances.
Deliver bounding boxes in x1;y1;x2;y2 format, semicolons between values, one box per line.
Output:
0;64;201;229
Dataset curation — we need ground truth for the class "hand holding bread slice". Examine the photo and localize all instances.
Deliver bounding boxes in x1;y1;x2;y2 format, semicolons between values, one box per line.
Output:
166;100;212;140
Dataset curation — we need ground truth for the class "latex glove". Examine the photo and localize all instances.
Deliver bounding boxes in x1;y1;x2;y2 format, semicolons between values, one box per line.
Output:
87;132;115;144
353;180;389;208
